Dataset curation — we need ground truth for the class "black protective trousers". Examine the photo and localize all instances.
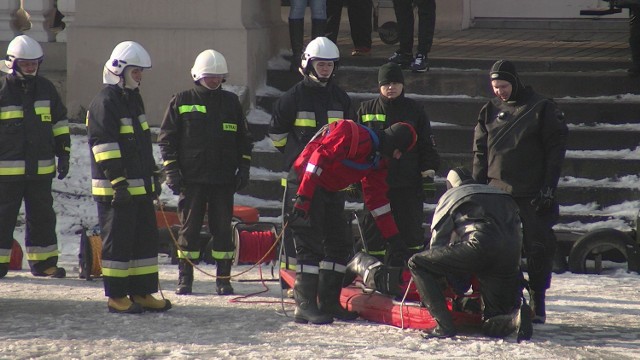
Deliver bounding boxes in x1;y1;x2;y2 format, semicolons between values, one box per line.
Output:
177;183;235;261
325;0;373;49
98;196;159;298
630;7;640;69
0;180;58;273
392;0;436;56
409;239;521;319
515;197;558;293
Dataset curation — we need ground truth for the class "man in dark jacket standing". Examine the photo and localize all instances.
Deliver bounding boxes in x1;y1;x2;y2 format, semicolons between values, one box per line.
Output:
409;168;531;340
0;35;70;279
269;37;351;283
357;62;439;265
472;60;568;324
88;41;171;314
159;49;253;296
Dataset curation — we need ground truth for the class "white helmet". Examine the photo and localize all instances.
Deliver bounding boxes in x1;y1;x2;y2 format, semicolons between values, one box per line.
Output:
300;37;339;75
1;35;43;74
103;41;151;85
191;49;228;81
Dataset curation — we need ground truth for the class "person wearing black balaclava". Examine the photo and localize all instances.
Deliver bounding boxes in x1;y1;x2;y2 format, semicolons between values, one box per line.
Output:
472;60;568;325
356;62;440;267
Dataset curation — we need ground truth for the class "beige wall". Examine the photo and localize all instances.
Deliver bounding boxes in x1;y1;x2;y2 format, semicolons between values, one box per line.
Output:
66;0;287;124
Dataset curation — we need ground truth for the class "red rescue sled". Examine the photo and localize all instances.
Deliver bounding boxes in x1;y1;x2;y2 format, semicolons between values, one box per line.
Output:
280;268;482;330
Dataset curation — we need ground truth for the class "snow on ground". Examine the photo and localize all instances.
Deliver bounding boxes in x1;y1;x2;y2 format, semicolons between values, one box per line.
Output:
3;132;640;359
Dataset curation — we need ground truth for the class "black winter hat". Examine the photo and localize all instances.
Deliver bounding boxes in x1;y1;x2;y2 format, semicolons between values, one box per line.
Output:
381;122;417;157
378;62;404;86
489;60;523;101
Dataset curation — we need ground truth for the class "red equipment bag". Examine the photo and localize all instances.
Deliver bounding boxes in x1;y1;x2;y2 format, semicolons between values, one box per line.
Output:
9;239;23;270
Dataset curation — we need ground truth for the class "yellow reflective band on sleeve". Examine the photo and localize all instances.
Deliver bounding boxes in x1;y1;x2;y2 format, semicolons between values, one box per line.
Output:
163;159;176;166
178;104;207;114
294;118;317;127
52;120;70;136
92;143;122;162
37;159;56;175
119;117;134;134
177;250;201;260
361;114;386;123
0;105;24;120
92;178;148;196
327;110;344;124
212;250;235;260
242;154;251;161
138;114;149;131
34;101;51;114
223;123;237;132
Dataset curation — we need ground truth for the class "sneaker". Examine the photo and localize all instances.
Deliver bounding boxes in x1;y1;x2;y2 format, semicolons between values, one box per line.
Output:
410;54;429;73
388;51;413;67
351;47;371;56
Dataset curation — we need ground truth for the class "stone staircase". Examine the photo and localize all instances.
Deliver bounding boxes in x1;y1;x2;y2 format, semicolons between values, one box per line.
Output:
244;40;640;244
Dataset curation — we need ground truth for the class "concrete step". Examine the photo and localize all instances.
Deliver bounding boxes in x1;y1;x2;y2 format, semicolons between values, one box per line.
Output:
267;68;640;98
258;93;640;128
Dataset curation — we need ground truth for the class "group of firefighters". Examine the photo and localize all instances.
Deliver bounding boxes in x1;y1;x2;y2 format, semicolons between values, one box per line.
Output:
0;32;566;340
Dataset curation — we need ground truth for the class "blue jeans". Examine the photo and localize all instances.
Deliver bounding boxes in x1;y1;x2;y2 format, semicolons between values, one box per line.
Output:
289;0;327;20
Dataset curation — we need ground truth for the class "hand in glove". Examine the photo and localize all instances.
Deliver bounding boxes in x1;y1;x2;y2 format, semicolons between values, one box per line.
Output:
164;166;183;195
286;195;311;227
530;187;555;215
421;169;436;199
385;234;410;267
111;182;132;207
57;156;70;180
235;166;250;192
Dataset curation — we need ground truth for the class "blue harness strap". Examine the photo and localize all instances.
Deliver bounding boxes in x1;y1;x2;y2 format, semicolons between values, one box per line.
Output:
341;123;380;170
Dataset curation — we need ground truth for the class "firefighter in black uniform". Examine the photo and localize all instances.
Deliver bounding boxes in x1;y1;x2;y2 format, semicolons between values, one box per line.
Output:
87;41;171;314
268;37;351;318
409;167;531;340
0;35;70;279
472;60;568;325
357;62;439;266
159;49;253;296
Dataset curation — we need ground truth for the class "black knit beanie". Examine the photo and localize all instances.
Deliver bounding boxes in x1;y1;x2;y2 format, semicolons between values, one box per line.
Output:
378;62;404;86
490;60;523;101
381;122;416;157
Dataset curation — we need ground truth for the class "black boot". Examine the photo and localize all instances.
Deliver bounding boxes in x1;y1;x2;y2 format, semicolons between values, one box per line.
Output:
176;259;193;295
517;301;533;342
530;290;546;324
410;267;457;339
294;270;334;324
289;18;304;73
319;268;359;321
216;259;234;295
311;19;326;39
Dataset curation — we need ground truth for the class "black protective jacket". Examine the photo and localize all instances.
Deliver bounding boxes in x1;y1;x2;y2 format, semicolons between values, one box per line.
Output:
158;85;252;185
472;87;568;197
268;76;351;170
0;74;70;182
87;85;156;202
356;93;439;187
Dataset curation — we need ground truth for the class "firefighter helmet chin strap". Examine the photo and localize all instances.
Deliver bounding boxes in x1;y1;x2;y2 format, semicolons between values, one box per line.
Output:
12;61;38;79
305;60;334;86
199;78;221;90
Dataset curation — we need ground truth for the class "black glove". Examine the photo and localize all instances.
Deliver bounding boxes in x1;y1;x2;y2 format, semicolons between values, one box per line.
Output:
153;170;162;198
111;182;132;207
531;187;555;215
165;166;183;195
385;234;410;267
57;156;70;180
235;166;250;192
421;170;436;199
286;195;311;227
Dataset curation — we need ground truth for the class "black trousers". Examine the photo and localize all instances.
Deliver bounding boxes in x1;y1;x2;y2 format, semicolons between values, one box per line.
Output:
361;185;426;258
409;238;521;319
515;197;558;293
98;196;159;298
630;7;640;68
392;0;436;55
325;0;373;49
177;183;235;261
0;180;58;273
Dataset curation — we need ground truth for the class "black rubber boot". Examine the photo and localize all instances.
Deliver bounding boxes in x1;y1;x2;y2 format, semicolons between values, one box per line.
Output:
176;259;193;295
517;301;534;342
289;18;304;72
530;290;546;324
318;269;359;321
311;18;326;39
216;259;234;295
410;267;457;339
294;271;334;324
0;263;8;278
345;251;384;289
